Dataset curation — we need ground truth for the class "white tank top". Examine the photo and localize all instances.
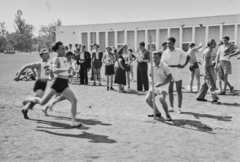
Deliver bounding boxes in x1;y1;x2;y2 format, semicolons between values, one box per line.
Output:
38;62;50;80
123;53;131;64
57;57;69;77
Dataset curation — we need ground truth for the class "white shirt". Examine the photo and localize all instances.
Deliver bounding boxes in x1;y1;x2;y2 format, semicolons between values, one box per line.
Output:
80;52;85;60
161;47;187;66
148;61;171;84
217;44;239;61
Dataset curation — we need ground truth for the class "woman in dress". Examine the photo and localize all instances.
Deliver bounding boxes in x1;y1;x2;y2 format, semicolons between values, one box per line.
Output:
102;47;116;91
114;45;127;93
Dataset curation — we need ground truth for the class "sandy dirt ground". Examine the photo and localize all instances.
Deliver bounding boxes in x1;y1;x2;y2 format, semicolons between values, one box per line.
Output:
0;53;240;162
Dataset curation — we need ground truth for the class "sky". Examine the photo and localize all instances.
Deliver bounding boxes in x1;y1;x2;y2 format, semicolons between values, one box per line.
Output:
0;0;239;36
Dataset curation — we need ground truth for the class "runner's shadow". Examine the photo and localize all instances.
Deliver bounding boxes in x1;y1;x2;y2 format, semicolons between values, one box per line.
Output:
182;112;232;121
35;130;117;143
206;101;240;107
31;119;89;130
159;119;214;134
51;116;112;126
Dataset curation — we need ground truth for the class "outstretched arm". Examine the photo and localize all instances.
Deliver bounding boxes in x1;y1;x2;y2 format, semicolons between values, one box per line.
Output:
14;62;40;81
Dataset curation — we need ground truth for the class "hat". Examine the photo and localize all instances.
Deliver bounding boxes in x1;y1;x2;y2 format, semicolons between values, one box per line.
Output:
152;50;163;57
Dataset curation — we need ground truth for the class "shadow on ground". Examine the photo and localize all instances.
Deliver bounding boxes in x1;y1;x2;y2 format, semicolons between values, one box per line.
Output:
35;130;117;143
182;112;232;121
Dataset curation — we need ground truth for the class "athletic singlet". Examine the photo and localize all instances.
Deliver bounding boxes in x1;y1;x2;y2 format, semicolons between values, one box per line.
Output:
123;53;131;64
38;62;50;80
56;57;69;77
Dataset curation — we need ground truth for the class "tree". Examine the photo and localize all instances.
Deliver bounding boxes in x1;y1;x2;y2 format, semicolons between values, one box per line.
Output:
0;22;7;36
14;10;26;34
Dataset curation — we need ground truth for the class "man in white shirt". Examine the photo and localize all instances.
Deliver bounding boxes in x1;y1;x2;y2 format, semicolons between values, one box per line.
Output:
215;36;240;95
145;51;172;121
161;37;190;114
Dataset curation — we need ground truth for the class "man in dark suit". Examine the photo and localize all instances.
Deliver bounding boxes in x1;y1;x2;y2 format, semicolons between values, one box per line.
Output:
137;41;150;93
76;45;91;85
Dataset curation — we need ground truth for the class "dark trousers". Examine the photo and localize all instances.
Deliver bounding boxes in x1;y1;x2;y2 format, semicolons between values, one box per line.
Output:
197;66;217;99
137;63;149;91
79;62;88;84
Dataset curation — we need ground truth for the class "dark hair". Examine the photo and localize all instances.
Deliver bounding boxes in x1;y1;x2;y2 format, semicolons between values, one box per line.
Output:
65;46;69;50
139;42;145;47
162;42;167;46
207;39;215;47
75;44;78;47
39;48;48;56
168;37;176;43
52;41;63;52
65;50;73;57
189;42;195;47
223;36;230;41
128;48;133;53
82;44;86;48
69;44;72;46
114;49;117;54
93;44;99;48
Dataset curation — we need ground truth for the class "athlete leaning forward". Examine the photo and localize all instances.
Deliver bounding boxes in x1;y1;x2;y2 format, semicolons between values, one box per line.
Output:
22;41;82;128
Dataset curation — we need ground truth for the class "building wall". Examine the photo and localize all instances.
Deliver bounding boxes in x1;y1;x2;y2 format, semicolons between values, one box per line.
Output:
56;14;240;52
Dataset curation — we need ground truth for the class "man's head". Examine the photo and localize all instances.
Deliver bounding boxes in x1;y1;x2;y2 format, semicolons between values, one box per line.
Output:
152;51;162;65
223;36;230;45
65;50;73;60
81;45;86;51
139;42;145;50
189;42;196;49
75;48;80;53
75;44;78;48
90;44;93;51
162;42;167;51
40;49;50;60
93;44;99;50
167;37;176;49
207;39;216;49
106;47;112;53
218;40;223;46
68;44;72;49
52;41;65;56
127;48;133;54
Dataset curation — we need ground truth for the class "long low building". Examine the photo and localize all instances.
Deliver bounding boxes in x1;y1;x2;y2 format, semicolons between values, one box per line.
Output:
56;14;240;52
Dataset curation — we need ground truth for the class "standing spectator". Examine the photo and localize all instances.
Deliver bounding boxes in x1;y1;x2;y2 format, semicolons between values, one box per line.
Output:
161;37;190;114
102;47;116;90
92;44;103;86
115;45;126;93
122;45;133;90
137;42;150;93
196;39;220;103
128;48;136;81
76;45;91;85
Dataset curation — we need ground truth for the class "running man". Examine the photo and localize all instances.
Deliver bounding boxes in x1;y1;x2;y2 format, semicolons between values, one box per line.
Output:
196;39;220;103
161;37;190;114
14;49;51;119
22;41;81;128
187;42;203;92
145;51;172;121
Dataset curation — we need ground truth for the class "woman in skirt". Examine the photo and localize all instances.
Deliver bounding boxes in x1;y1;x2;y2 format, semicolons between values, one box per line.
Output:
102;47;116;91
122;45;133;90
114;45;127;93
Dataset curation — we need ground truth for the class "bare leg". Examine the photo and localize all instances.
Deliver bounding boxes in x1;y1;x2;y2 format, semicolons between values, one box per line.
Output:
61;87;81;127
106;75;109;88
126;71;130;88
195;68;200;92
110;75;113;87
223;74;232;92
99;68;102;85
159;91;171;119
145;92;161;114
175;80;182;114
189;71;194;92
130;65;134;81
93;68;97;85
